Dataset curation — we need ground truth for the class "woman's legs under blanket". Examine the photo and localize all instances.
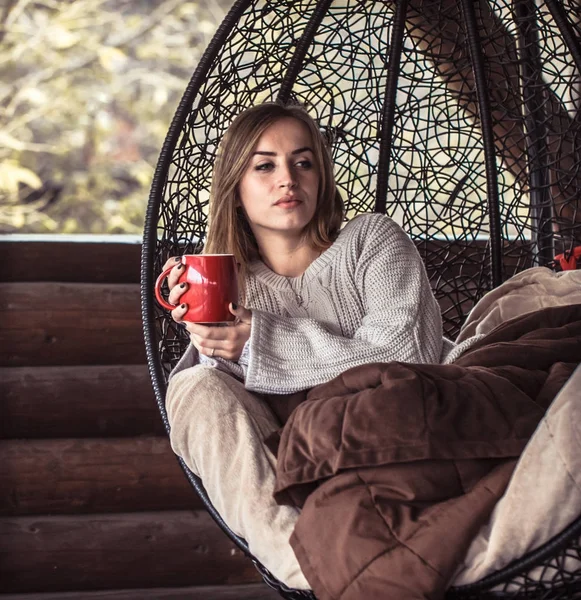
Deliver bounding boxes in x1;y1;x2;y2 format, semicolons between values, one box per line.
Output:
166;365;309;590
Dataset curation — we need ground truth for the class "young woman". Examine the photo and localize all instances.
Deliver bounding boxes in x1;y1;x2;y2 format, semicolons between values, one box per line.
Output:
164;102;474;392
162;102;479;589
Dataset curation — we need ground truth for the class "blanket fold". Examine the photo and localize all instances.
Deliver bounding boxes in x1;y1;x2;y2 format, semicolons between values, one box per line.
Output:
271;304;581;600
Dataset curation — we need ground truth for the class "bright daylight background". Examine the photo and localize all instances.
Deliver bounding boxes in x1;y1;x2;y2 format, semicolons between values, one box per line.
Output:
0;0;234;235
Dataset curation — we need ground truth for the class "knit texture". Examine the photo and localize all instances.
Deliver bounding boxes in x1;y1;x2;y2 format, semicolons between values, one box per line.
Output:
174;213;477;393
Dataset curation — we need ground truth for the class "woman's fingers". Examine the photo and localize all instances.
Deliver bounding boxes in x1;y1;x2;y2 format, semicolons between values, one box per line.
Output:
162;256;186;321
171;303;188;323
167;263;184;290
168;281;188;304
184;308;252;361
229;302;252;324
182;324;211;357
162;256;180;271
161;257;184;290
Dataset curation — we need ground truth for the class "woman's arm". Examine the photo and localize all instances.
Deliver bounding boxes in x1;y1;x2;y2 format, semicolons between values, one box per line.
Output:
242;215;444;394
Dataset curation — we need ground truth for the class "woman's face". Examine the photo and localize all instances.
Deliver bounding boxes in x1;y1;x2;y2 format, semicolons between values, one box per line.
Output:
237;117;320;245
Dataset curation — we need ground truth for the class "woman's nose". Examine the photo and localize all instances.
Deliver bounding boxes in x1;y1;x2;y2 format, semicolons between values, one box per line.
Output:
278;165;297;188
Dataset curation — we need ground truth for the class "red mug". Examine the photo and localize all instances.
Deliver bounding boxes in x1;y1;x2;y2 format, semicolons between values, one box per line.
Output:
155;254;239;324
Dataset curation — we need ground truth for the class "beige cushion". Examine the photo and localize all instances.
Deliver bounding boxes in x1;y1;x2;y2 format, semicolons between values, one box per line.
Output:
457;267;581;343
166;365;309;590
453;364;581;588
453;266;581;586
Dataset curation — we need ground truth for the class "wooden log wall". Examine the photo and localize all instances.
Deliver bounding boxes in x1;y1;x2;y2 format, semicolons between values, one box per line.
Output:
0;239;278;599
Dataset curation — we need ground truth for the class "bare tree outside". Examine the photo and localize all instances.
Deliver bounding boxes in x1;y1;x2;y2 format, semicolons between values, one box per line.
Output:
0;0;233;234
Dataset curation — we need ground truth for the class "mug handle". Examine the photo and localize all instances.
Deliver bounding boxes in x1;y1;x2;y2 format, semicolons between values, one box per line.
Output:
154;264;181;311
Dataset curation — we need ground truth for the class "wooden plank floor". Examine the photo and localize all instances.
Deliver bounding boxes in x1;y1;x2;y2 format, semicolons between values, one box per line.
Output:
0;239;280;598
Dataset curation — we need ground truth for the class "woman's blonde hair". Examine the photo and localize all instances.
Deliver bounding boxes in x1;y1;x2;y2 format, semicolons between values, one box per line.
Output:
203;102;345;289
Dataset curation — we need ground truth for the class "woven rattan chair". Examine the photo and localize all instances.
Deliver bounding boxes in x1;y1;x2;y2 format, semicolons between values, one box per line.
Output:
141;0;581;597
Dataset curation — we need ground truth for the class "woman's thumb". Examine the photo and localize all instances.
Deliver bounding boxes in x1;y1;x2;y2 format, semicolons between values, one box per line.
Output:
230;302;252;323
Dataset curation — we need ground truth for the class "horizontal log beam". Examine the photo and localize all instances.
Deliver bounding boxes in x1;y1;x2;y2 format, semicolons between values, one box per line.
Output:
0;239;141;284
0;282;145;366
0;365;163;439
0;511;262;593
0;583;280;600
0;437;200;515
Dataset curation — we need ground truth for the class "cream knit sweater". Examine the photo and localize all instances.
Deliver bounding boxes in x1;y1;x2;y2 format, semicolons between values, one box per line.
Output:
172;213;480;393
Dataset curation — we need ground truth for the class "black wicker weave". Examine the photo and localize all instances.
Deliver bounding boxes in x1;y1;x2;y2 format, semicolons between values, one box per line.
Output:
141;0;581;597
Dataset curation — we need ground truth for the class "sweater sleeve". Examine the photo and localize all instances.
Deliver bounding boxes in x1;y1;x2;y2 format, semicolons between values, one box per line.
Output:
243;216;444;394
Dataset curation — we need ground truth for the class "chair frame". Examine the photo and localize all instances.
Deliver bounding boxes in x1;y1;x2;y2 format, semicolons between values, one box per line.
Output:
141;0;581;596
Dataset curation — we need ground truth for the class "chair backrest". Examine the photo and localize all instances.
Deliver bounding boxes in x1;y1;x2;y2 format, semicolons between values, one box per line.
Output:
141;0;581;596
143;0;581;384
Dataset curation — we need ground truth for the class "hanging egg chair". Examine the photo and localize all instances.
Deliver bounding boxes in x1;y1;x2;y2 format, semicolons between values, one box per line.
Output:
141;0;581;597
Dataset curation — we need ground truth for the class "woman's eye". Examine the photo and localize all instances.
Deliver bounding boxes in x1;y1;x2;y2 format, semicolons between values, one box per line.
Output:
255;162;273;171
296;159;313;169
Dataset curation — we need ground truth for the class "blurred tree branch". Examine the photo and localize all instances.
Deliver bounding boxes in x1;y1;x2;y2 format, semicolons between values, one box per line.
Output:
2;0;184;118
0;0;19;45
0;0;228;233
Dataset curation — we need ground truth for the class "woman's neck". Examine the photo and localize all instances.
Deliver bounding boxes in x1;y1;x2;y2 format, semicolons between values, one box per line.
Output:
258;238;321;278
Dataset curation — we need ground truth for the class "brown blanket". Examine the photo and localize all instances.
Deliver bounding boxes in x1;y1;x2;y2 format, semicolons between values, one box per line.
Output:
268;304;581;600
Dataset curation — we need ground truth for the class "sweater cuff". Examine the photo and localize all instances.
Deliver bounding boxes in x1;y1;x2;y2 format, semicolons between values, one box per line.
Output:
199;353;215;367
238;338;251;367
244;309;278;392
214;356;246;381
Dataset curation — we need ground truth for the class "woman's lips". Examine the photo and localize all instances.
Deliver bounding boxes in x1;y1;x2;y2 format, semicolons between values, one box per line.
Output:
275;196;302;208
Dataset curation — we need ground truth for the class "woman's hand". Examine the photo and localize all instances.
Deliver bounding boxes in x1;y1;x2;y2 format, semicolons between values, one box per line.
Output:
182;303;252;362
161;257;251;362
160;257;190;323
